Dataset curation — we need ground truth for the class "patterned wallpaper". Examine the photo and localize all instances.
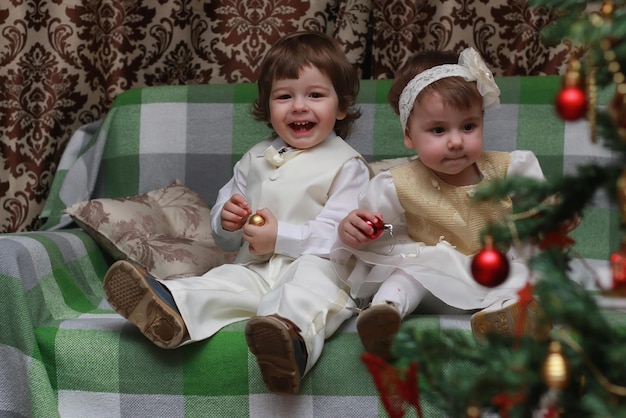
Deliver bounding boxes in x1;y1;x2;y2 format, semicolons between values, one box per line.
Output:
0;0;575;233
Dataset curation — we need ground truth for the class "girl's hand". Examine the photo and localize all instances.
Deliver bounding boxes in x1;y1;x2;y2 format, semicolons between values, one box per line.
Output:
243;208;277;255
339;209;384;249
221;193;252;231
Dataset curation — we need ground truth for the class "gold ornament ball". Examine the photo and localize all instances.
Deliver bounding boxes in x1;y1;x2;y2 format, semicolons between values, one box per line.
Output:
542;341;570;390
248;214;265;226
466;405;481;418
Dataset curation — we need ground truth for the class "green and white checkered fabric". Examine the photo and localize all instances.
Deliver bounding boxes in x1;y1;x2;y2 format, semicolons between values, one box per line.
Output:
1;77;619;417
1;230;461;418
41;76;621;265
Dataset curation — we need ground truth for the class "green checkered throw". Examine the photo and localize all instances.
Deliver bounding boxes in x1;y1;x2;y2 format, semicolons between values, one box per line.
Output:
1;76;618;417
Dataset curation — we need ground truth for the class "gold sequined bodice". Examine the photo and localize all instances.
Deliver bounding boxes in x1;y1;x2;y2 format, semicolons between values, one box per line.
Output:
390;152;512;255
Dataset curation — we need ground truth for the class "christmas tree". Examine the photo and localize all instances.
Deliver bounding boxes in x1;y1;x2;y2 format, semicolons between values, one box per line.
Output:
364;1;626;416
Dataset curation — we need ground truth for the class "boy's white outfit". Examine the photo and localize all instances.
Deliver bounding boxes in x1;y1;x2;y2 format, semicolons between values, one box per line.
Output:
332;150;545;317
162;134;370;375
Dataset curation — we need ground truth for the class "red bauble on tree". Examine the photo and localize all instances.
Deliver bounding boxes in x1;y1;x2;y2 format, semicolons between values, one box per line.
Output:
555;86;587;121
555;58;587;121
610;241;626;290
471;236;510;287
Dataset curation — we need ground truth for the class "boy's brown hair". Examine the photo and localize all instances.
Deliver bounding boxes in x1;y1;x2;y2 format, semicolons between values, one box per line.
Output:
251;31;361;139
388;50;483;116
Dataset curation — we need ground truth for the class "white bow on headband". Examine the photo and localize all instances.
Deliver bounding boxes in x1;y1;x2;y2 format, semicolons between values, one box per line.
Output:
398;48;501;131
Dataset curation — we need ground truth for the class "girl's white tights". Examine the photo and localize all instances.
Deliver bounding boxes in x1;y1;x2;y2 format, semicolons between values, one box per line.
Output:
371;268;428;318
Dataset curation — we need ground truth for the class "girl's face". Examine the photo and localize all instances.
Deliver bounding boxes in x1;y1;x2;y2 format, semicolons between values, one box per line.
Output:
404;90;484;186
269;65;346;149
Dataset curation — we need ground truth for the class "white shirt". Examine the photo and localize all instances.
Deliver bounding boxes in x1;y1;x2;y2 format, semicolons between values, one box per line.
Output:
359;150;545;224
210;137;371;258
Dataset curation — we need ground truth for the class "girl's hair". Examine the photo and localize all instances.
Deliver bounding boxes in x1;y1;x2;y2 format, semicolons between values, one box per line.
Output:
251;31;361;139
388;50;483;116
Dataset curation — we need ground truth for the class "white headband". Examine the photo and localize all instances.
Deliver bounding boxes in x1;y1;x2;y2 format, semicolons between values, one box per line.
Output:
399;47;501;131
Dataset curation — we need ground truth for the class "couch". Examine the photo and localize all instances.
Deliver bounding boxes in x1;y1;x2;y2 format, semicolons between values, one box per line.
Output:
0;76;618;418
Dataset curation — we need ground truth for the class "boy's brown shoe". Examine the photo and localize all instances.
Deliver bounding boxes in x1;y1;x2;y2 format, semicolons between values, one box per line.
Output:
356;301;402;361
103;260;188;349
470;299;551;344
245;315;308;395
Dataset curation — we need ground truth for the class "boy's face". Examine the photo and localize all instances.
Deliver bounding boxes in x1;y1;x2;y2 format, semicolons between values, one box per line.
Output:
269;65;346;149
404;90;484;186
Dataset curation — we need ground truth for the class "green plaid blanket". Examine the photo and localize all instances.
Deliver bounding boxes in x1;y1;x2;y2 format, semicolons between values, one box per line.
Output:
1;77;618;417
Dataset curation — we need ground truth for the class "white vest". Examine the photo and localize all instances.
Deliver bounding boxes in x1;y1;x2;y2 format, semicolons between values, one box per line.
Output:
235;135;362;264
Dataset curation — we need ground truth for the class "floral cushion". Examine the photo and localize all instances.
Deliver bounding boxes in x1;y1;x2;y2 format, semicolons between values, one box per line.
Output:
63;158;412;280
65;181;237;279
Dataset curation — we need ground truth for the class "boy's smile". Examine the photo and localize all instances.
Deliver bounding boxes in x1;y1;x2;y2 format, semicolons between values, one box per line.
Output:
269;65;346;149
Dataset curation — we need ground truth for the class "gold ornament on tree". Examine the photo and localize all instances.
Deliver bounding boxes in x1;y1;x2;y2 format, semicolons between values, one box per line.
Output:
586;60;597;142
466;405;481;418
590;0;626;293
595;0;626;142
537;341;568;417
609;84;626;142
542;341;570;390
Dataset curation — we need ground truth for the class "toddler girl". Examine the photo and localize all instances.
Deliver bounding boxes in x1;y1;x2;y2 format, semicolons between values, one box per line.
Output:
334;48;567;360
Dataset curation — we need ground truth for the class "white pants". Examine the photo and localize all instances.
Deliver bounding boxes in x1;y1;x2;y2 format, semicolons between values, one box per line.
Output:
162;254;356;374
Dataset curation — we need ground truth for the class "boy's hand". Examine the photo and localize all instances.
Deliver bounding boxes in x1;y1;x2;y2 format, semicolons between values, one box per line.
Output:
243;208;277;255
221;193;252;231
339;209;384;249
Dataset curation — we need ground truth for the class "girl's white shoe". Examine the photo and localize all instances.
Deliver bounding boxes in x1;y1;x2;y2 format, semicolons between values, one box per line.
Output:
356;301;402;360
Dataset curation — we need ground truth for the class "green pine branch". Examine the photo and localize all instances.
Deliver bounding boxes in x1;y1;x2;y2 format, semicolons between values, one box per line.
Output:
393;247;626;416
383;1;626;415
473;162;621;248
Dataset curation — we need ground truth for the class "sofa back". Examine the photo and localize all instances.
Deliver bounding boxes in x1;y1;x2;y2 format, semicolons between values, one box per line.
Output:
42;77;618;263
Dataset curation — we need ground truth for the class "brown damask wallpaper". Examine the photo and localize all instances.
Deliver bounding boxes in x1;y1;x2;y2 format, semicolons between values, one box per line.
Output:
371;0;577;78
0;0;575;233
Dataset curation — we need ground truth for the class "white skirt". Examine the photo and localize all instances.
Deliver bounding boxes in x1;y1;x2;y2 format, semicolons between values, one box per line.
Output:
331;225;531;310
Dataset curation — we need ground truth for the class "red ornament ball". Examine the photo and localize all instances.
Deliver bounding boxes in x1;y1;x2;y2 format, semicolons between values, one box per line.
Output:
359;216;385;239
610;246;626;289
555;86;587;121
471;246;510;287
